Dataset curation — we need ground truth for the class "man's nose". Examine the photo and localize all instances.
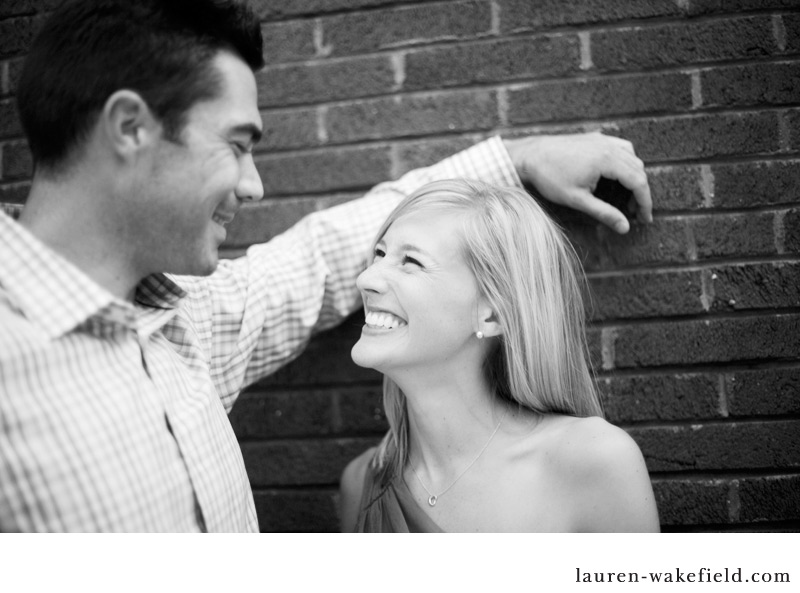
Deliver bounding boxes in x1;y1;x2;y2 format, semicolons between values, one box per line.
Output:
236;153;264;202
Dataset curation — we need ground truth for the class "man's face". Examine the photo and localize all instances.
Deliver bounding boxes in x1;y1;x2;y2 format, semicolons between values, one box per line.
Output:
133;50;264;277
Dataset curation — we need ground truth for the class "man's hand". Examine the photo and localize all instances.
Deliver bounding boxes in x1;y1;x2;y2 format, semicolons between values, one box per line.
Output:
504;132;653;234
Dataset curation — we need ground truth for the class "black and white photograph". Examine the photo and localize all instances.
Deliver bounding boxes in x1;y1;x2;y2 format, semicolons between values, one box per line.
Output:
0;0;796;589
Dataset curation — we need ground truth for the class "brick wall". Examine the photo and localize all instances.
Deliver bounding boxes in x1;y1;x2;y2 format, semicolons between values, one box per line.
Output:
1;0;798;532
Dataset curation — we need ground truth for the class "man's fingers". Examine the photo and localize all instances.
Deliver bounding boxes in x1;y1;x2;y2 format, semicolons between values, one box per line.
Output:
571;188;631;234
602;134;637;157
600;150;653;223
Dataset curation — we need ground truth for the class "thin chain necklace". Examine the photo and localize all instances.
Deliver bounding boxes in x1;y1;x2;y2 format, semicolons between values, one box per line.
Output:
410;412;506;507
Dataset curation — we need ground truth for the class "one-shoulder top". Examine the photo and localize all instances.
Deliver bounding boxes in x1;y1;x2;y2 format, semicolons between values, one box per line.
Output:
355;459;444;533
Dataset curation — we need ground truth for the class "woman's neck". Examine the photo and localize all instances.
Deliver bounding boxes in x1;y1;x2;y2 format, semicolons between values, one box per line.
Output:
395;367;507;474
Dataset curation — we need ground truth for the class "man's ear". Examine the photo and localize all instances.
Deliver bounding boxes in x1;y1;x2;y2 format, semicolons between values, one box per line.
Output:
477;301;503;339
100;90;160;161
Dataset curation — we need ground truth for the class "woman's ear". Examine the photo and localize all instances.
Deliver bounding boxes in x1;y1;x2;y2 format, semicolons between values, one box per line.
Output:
477;301;503;339
100;90;160;161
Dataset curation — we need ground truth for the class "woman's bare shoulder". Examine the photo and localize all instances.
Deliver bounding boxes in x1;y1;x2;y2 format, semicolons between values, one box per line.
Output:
558;416;659;531
549;416;639;463
518;415;659;532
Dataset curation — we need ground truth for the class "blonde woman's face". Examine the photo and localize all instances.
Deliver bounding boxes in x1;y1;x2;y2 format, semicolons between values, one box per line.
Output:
351;208;481;377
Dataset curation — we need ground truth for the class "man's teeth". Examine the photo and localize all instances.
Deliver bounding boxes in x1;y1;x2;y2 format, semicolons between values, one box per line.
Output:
365;311;406;329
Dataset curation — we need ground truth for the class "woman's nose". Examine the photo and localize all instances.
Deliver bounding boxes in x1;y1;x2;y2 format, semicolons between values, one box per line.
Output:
356;260;387;293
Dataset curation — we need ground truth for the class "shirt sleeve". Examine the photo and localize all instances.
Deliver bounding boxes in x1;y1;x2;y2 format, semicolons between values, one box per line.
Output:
174;136;522;411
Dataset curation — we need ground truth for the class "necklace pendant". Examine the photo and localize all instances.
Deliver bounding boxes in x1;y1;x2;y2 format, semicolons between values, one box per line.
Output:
428;495;437;507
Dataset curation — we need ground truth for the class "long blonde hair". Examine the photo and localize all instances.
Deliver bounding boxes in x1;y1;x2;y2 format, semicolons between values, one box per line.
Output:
369;179;602;484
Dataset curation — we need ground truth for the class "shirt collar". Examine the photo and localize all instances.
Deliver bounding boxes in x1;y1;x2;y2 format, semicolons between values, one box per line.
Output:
136;273;187;310
0;212;186;339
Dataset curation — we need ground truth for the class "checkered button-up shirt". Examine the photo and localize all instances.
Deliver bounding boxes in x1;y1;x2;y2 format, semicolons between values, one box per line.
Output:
0;137;520;531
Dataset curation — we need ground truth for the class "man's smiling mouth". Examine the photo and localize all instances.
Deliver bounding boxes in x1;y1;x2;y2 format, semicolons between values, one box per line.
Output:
212;213;234;227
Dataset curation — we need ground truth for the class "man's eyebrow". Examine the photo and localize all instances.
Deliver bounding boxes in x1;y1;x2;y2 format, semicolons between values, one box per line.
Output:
230;123;262;144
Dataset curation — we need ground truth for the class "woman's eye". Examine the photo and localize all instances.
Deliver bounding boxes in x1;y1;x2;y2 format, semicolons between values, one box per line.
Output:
403;256;423;267
373;248;386;261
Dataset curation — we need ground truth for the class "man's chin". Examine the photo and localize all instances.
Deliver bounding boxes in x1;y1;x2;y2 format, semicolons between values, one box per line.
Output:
168;253;219;278
195;256;220;277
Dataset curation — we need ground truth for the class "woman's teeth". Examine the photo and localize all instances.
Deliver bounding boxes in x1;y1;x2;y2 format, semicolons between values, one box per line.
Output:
365;311;407;329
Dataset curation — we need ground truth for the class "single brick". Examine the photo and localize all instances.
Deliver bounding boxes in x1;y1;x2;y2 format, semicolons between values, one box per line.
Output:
692;211;776;259
498;0;681;33
218;246;246;260
223;197;328;247
613;314;800;368
241;436;379;487
394;135;482;175
599;373;722;423
261;20;316;65
256;55;396;107
0;98;23;139
592;16;777;72
0;1;36;18
508;72;692;125
252;0;414;21
252;489;339;532
651;478;731;525
686;0;799;16
6;58;24;96
737;475;800;523
568;217;691;272
326;90;498;144
259;313;382;387
0;16;37;59
259;107;319;152
786;208;800;253
1;140;32;180
712;160;800;209
783;13;800;54
0;181;29;204
322;1;491;57
588;269;705;321
787;109;800;152
256;145;393;195
586;326;602;373
337;386;387;434
0;62;8;98
0;0;61;17
261;343;380;389
648;165;706;211
230;389;334;440
629;420;800;472
727;367;800;417
403;35;581;92
710;262;800;313
616;112;780;162
702;62;800;108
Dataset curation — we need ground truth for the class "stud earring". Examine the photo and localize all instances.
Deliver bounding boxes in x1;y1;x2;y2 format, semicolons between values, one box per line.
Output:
476;331;484;339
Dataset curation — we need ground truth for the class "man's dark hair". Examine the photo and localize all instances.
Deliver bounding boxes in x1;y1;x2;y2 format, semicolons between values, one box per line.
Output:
16;0;264;172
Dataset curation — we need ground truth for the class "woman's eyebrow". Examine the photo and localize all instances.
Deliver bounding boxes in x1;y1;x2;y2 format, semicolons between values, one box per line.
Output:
380;238;434;258
397;243;432;257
